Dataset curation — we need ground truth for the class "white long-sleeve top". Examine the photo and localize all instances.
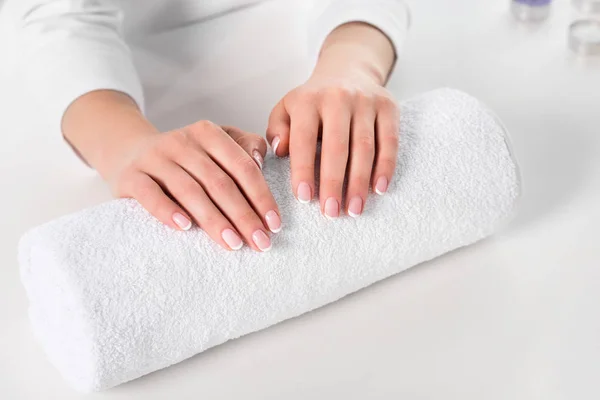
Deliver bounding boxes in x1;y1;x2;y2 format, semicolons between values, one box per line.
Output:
3;0;410;131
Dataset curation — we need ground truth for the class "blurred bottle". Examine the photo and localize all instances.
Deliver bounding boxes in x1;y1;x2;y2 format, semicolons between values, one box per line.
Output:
511;0;553;22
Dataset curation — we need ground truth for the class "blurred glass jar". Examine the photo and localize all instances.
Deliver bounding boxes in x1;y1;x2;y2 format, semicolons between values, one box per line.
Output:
572;0;600;14
570;0;600;56
511;0;553;21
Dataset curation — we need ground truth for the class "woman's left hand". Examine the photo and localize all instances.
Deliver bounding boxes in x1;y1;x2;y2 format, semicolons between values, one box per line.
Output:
266;67;399;219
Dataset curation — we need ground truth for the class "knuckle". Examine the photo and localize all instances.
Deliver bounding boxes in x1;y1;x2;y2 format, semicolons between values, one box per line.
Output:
292;163;314;177
295;88;317;103
326;126;349;146
237;155;260;176
349;175;370;190
329;137;349;154
201;213;223;231
256;196;274;211
237;209;259;227
237;134;264;151
377;96;398;112
232;135;247;147
384;130;400;144
187;120;216;140
178;178;201;198
355;91;374;107
378;156;397;172
194;153;214;171
193;119;216;131
165;129;188;146
211;172;235;193
326;87;352;103
355;134;375;152
320;177;344;193
250;134;267;148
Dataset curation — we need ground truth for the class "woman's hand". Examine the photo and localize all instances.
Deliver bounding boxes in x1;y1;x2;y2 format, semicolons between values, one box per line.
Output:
266;22;399;219
63;90;281;252
107;122;281;252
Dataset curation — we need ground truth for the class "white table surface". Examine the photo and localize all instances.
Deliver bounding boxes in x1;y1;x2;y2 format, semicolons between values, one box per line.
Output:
1;0;599;399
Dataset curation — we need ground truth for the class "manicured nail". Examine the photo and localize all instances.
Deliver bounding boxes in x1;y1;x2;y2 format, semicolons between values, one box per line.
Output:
297;182;312;203
271;137;280;156
324;197;339;219
265;210;282;233
173;213;192;230
222;228;243;250
252;150;263;170
348;197;363;218
375;177;388;195
252;230;272;252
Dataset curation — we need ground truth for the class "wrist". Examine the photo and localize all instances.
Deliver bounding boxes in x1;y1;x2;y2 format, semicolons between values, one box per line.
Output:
314;22;396;86
312;46;386;85
62;90;159;180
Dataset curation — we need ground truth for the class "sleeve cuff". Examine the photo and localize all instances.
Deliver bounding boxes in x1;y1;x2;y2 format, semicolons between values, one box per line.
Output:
308;0;411;66
18;38;144;170
21;39;145;137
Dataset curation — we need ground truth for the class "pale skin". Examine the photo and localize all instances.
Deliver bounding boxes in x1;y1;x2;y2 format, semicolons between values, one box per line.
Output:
62;22;399;252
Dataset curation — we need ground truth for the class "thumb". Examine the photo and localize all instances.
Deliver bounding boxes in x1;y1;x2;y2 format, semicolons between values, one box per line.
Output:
221;126;267;170
266;99;290;157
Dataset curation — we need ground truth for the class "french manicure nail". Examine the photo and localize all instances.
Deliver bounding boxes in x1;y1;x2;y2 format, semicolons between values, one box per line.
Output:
222;229;243;250
348;197;363;218
271;136;280;156
324;197;339;219
252;150;263;170
173;213;192;230
297;182;312;203
252;230;272;252
375;177;388;195
265;210;282;233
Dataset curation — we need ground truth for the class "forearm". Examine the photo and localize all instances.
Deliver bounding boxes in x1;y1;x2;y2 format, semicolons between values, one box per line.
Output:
313;22;396;85
62;90;158;180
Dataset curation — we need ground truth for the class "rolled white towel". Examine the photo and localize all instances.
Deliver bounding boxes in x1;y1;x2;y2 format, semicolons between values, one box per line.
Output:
18;88;521;392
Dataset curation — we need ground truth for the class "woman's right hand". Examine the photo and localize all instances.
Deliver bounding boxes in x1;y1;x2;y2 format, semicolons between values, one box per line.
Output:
107;121;281;252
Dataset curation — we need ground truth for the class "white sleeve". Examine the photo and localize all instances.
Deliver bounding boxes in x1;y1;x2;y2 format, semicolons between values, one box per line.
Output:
7;0;144;132
308;0;411;62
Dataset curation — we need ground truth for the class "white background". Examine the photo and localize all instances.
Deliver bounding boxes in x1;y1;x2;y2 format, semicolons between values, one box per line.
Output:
1;0;599;399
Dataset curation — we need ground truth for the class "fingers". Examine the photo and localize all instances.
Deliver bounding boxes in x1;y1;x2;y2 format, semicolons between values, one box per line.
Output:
178;151;273;251
346;99;376;218
114;120;284;252
192;122;282;236
372;98;400;196
319;93;352;219
222;125;267;170
289;104;320;204
120;171;193;232
146;160;248;251
266;99;290;157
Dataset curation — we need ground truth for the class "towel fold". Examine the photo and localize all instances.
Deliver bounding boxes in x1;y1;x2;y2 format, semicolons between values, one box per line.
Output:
18;88;521;392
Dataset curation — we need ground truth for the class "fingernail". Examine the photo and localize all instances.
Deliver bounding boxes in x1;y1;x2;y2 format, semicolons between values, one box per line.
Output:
252;230;272;252
375;177;388;195
265;210;282;233
252;150;263;170
297;182;312;204
324;197;339;219
173;213;192;230
348;197;363;218
271;136;280;156
222;228;243;250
